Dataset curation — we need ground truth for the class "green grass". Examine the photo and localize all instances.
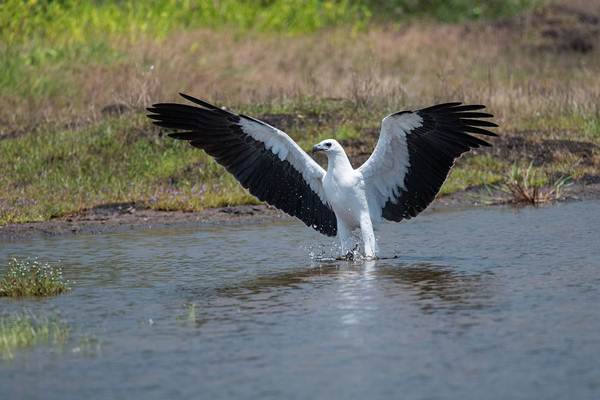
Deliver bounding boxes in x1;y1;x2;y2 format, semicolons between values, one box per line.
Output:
0;96;383;225
1;0;366;44
2;0;534;46
1;103;598;224
0;312;70;360
0;258;70;297
366;0;539;23
512;112;600;140
441;154;506;195
1;0;366;102
0;114;262;224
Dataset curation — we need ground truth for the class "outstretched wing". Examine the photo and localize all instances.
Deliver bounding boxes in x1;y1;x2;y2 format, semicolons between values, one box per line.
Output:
358;103;498;223
147;93;337;236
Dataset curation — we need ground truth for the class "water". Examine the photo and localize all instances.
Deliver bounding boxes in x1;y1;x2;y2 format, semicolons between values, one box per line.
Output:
1;201;600;400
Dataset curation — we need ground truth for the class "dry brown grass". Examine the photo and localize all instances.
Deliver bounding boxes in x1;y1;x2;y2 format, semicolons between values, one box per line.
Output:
496;162;571;204
3;2;600;135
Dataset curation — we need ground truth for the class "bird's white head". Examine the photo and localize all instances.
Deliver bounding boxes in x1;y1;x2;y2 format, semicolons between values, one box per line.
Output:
312;139;343;156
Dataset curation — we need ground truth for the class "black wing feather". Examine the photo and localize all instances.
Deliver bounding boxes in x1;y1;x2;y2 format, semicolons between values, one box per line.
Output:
147;94;337;236
382;103;498;222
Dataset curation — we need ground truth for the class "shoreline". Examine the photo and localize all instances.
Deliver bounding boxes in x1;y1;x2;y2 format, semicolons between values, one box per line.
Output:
2;182;599;240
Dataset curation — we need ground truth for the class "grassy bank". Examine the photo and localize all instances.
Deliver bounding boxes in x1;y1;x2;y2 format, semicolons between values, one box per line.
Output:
1;1;600;225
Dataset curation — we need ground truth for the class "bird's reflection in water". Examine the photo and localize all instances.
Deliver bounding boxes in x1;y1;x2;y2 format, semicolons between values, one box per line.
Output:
214;260;494;315
375;263;495;314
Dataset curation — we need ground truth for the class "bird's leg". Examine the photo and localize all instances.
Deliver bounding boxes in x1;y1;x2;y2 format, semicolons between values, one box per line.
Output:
337;219;354;258
359;212;377;259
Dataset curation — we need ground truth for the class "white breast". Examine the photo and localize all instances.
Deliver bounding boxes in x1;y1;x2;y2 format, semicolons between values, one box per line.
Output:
324;169;367;230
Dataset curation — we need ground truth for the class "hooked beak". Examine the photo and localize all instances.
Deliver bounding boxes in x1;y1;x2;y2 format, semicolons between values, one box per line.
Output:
312;145;323;154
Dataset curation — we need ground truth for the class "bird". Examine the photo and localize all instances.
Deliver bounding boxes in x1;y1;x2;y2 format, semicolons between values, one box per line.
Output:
147;93;497;259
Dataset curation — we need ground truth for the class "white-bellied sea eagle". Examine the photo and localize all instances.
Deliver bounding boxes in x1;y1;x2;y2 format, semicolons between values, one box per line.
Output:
147;94;497;258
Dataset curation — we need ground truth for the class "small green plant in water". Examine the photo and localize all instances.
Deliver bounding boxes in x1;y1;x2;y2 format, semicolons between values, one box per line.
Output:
72;334;102;357
187;303;197;324
177;303;203;326
0;312;70;360
0;258;70;297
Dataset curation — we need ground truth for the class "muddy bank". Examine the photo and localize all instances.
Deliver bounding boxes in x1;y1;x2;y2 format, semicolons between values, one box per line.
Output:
2;183;600;240
0;204;285;240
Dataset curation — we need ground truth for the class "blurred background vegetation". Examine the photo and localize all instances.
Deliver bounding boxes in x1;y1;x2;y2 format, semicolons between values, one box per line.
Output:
1;0;600;225
1;0;537;109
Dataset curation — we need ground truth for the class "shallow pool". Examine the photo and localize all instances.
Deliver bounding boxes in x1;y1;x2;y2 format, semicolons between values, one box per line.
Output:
1;201;600;399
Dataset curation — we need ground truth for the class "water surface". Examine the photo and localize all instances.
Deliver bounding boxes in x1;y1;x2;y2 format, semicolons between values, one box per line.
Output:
1;201;600;399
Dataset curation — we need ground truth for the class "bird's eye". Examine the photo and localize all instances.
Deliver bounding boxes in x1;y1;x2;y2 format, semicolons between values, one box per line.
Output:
325;142;332;147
